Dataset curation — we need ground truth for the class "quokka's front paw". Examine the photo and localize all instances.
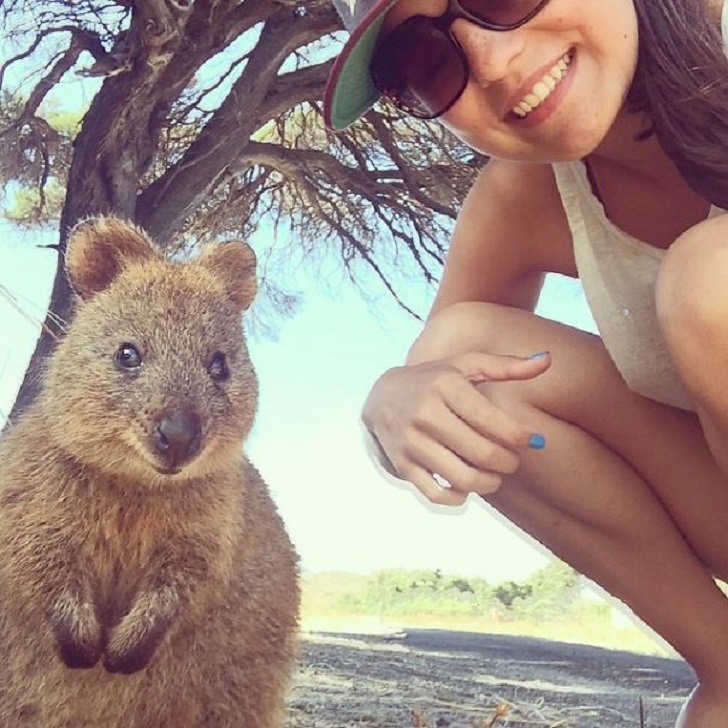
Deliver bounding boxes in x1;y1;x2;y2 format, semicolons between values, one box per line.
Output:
104;621;167;674
103;586;179;674
50;595;104;669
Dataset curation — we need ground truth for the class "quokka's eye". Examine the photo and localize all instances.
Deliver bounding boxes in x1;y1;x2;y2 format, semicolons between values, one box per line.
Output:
208;352;229;382
116;343;143;370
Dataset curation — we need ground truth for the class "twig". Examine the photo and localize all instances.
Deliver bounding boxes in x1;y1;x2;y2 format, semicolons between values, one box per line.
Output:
0;282;65;340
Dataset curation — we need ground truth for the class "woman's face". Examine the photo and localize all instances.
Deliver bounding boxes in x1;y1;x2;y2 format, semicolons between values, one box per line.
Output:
380;0;640;162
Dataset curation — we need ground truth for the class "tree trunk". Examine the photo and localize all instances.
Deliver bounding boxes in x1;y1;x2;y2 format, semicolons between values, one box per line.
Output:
7;72;157;422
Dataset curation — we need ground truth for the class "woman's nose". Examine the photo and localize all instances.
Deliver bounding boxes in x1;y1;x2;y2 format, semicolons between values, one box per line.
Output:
451;20;525;86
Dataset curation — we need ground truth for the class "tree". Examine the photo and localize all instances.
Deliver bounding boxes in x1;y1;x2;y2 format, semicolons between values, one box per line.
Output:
516;562;582;621
0;0;483;418
493;581;532;610
335;569;496;616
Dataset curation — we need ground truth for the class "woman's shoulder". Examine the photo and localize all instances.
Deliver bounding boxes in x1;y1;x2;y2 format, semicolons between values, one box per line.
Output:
434;160;577;312
462;159;575;269
471;158;562;198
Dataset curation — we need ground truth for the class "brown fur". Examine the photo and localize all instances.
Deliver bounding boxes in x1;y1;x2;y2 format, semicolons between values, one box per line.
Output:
0;217;300;727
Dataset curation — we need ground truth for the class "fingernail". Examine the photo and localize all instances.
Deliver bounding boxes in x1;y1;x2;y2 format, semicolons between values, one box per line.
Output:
527;351;550;360
528;433;546;450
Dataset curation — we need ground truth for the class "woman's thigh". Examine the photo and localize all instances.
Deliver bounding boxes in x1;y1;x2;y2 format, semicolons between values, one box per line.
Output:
657;215;728;475
420;301;728;577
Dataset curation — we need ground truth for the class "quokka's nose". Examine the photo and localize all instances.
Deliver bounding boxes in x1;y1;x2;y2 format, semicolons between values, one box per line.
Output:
151;408;202;469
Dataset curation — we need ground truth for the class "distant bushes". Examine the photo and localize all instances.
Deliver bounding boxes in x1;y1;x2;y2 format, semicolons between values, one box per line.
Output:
334;562;585;622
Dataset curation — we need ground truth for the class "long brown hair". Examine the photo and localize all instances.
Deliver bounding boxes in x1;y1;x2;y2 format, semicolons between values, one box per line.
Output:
628;0;728;206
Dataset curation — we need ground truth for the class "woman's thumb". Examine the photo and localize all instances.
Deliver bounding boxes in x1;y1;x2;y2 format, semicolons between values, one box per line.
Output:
459;350;552;385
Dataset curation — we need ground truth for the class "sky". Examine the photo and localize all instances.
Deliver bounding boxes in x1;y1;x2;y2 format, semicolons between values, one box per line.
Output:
0;223;598;585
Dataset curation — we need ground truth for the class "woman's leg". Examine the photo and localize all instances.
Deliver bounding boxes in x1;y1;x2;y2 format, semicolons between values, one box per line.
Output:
654;214;728;725
412;301;728;726
657;215;728;474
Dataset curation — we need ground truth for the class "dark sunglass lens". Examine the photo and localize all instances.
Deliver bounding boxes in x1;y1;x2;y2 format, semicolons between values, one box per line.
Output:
460;0;546;27
371;19;468;118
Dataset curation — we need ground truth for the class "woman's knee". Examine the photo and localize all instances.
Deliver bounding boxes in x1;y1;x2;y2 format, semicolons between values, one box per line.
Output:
409;301;540;362
657;217;728;379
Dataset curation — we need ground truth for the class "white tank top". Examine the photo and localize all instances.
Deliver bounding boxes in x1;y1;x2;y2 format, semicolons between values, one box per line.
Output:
551;161;727;411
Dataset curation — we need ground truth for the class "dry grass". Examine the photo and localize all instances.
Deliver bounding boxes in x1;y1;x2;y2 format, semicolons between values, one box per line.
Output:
408;699;647;728
406;699;627;728
287;628;675;728
410;702;509;727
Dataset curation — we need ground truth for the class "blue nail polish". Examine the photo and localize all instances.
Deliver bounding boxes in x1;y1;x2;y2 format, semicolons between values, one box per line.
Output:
528;433;546;450
528;351;550;360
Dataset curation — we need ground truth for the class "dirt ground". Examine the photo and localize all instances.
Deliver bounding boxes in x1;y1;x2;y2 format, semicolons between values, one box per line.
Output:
285;628;695;727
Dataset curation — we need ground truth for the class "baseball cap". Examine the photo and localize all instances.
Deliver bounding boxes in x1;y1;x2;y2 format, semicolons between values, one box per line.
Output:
324;0;398;131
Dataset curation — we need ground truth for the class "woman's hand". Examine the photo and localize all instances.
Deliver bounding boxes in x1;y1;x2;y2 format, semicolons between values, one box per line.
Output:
362;351;551;505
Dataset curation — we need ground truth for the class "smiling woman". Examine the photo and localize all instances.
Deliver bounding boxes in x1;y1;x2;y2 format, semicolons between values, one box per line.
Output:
325;0;728;725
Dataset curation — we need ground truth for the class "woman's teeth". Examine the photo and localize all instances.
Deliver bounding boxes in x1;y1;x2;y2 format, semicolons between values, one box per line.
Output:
512;52;572;118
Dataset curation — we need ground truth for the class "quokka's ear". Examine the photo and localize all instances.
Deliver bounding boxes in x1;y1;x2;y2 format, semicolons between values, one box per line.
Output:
199;241;257;311
65;216;160;300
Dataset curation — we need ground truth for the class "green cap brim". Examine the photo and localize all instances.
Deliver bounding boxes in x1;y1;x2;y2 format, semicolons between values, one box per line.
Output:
324;0;398;131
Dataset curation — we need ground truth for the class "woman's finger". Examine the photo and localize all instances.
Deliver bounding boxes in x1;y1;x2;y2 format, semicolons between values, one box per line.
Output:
449;350;552;384
454;380;546;451
411;403;522;476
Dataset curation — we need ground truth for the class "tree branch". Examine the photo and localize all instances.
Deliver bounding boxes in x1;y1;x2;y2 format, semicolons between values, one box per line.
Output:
137;3;338;241
20;41;84;120
365;112;458;219
254;58;334;126
242;140;404;194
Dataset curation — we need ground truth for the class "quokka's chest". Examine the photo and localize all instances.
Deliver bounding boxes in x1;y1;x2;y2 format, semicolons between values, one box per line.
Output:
72;498;177;610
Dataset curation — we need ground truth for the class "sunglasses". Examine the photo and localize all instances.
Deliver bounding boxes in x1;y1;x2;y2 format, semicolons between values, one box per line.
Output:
370;0;551;119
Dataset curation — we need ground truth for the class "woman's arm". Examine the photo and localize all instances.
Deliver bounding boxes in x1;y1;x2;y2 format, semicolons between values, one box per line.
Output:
427;160;575;317
362;159;576;502
406;159;575;365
